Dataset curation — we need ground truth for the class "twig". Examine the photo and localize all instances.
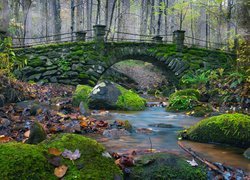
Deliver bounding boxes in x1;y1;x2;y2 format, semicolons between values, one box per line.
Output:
149;136;153;153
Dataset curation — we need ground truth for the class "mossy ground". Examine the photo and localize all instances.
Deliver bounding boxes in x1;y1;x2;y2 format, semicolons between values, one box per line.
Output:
129;153;206;180
72;85;92;106
116;85;146;111
40;133;122;179
185;113;250;148
0;142;55;180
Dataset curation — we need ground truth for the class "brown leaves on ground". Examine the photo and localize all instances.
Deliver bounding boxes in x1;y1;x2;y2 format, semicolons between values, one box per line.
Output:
48;148;62;156
0;135;12;143
54;165;68;178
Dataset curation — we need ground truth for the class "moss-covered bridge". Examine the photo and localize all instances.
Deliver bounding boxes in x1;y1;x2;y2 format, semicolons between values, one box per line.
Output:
15;41;235;86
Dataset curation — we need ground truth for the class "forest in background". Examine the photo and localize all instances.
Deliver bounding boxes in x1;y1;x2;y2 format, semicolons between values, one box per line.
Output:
0;0;249;49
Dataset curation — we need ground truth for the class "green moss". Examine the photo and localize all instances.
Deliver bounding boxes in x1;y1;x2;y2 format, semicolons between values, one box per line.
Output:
186;113;250;148
28;57;44;67
130;153;206;180
169;89;200;99
72;85;92;106
116;85;146;111
191;105;213;117
0;142;55;180
78;73;89;79
124;120;133;132
40;134;122;179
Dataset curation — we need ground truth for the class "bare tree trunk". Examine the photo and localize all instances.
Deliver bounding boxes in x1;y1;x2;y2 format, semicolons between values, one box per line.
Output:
76;0;84;32
190;1;194;45
22;0;32;45
157;0;163;35
106;0;117;40
52;0;61;41
105;0;109;26
150;0;155;35
86;0;93;36
227;0;233;50
96;0;100;24
164;0;168;41
0;0;10;33
45;0;49;42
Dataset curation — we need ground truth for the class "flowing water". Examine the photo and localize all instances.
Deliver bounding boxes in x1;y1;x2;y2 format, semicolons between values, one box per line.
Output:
90;106;250;173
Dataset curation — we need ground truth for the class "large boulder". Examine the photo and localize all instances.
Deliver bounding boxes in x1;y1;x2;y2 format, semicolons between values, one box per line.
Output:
129;153;206;180
184;113;250;148
89;81;146;111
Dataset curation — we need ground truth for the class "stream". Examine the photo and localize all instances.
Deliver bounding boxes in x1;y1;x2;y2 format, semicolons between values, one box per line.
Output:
89;106;250;173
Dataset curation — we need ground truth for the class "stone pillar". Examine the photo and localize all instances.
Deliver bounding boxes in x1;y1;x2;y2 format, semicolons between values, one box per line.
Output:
0;31;7;41
76;31;87;41
173;30;185;52
93;25;106;42
152;35;163;43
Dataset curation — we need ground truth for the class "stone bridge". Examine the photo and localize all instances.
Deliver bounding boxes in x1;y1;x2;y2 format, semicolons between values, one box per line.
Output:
14;28;235;87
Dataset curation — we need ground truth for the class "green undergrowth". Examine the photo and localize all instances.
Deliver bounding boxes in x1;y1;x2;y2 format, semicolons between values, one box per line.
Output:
130;153;206;180
72;85;92;106
166;89;200;112
116;85;146;111
185;113;250;148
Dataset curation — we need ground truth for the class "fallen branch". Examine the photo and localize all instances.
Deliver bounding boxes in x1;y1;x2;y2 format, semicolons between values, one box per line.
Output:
178;141;250;180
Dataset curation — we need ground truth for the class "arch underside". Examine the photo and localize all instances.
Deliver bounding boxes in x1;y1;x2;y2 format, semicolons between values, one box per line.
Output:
101;52;189;86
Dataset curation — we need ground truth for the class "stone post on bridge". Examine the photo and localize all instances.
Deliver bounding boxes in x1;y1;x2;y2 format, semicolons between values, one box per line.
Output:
152;35;163;43
93;25;106;42
173;30;185;52
76;31;87;42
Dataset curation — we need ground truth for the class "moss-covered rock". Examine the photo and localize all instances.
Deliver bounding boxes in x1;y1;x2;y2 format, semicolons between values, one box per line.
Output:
116;85;146;111
89;81;146;111
185;113;250;148
0;142;55;179
40;133;122;179
72;85;92;106
190;104;213;117
129;153;206;180
243;148;250;159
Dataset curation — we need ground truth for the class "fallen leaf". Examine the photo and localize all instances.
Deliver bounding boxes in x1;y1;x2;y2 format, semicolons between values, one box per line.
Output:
48;148;62;156
0;135;12;143
54;165;68;178
80;121;88;128
62;149;81;161
24;130;30;138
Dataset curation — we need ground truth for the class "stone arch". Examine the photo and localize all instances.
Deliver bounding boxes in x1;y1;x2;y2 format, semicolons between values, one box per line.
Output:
99;46;189;86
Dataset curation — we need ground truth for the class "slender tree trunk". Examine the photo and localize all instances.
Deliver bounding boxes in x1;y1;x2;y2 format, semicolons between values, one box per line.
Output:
52;0;61;41
157;0;163;35
96;0;100;24
45;0;49;42
164;0;168;41
0;0;10;33
190;1;194;45
76;0;84;32
105;0;109;26
22;0;32;45
106;0;117;40
71;0;75;41
150;0;155;35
